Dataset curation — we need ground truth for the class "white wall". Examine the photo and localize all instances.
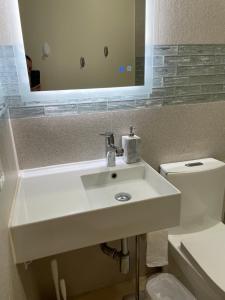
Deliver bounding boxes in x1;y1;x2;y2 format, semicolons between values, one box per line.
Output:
19;0;136;90
0;1;11;45
0;0;23;45
154;0;225;44
0;111;26;300
0;0;26;299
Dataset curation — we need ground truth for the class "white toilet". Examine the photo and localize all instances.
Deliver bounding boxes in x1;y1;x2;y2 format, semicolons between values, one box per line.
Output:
160;158;225;300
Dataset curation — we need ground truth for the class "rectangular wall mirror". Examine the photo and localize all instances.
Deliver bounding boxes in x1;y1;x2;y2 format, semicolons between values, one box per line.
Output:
16;0;153;103
19;0;146;92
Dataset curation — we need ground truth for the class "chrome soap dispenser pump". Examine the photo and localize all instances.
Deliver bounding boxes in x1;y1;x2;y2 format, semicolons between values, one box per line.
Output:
129;125;135;137
122;126;141;164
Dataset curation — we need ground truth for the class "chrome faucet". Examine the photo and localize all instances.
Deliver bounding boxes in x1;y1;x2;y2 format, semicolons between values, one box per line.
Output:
100;132;123;167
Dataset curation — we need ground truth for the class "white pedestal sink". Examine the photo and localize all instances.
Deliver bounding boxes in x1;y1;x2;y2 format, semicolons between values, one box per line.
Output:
9;158;181;263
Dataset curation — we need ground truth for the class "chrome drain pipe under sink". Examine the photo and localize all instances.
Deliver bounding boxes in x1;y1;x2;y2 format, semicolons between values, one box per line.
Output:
100;238;130;274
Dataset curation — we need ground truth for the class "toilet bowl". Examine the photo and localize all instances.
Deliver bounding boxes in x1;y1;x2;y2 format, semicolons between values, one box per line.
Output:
160;158;225;300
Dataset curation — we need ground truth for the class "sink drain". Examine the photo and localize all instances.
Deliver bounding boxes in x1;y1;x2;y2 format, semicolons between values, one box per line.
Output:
115;192;132;202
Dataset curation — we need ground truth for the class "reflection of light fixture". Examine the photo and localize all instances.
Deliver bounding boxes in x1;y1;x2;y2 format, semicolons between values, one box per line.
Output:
42;42;51;59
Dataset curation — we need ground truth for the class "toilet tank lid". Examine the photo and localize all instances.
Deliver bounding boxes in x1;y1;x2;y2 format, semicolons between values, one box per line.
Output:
160;158;225;175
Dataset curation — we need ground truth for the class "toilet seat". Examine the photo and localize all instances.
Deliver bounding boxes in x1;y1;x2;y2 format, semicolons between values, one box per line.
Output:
169;222;225;296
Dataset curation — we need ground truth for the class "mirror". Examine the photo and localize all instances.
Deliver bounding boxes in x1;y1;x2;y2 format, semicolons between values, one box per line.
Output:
18;0;146;92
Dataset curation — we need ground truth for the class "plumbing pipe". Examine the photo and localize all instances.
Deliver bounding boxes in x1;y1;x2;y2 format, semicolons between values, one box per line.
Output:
100;243;120;259
135;236;140;300
51;259;61;300
122;236;143;300
100;239;130;274
120;238;130;274
121;238;129;255
60;279;67;300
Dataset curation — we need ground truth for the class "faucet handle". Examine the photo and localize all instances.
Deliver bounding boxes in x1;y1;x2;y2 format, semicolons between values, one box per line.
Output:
100;131;115;146
99;131;114;138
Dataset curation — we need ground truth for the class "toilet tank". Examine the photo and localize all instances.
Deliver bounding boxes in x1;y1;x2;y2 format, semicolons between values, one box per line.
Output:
160;158;225;227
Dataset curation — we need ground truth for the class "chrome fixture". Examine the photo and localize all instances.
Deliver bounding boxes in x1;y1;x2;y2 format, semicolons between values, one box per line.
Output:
115;192;132;202
100;132;123;167
120;238;130;274
123;236;145;300
100;238;130;274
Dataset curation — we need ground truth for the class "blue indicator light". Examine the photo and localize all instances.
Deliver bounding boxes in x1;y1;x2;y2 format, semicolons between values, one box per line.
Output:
119;66;126;73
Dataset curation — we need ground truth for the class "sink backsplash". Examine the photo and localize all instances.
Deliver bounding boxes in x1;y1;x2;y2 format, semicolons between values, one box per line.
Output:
11;100;225;170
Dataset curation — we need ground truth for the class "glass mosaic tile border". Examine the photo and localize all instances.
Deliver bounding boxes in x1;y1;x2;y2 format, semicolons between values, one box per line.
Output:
2;45;225;118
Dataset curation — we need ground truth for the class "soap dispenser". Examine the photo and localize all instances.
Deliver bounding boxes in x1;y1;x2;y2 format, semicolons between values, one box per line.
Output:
122;126;141;164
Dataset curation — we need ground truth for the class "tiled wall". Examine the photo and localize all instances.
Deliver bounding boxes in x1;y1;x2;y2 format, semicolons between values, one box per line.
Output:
152;45;225;104
2;45;225;118
0;45;21;117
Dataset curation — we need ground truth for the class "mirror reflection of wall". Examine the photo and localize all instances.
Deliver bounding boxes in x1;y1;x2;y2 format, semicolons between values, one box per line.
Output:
19;0;146;92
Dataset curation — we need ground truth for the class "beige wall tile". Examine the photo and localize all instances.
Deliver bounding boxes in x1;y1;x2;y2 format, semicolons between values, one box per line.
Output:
12;101;225;170
154;0;225;44
12;113;111;169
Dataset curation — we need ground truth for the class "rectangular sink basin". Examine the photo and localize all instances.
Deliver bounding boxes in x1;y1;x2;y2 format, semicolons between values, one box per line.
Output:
10;159;181;263
82;166;167;209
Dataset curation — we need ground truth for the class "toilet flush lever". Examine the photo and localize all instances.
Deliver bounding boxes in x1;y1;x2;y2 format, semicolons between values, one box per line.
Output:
185;162;204;167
